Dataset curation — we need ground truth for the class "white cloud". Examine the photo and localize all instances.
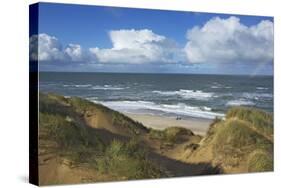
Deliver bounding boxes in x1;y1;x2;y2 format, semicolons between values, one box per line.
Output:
184;16;273;64
29;35;38;61
64;44;84;61
30;33;64;61
90;29;184;64
29;33;95;63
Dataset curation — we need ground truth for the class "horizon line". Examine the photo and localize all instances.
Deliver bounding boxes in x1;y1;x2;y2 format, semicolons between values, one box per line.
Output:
38;71;273;77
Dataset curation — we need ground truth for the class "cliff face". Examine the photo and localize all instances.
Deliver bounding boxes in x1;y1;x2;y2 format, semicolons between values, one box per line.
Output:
186;107;273;173
38;93;273;185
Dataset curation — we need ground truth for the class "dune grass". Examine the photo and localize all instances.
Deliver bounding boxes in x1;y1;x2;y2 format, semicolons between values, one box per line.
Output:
226;107;273;140
96;139;165;179
111;111;149;135
40;110;164;178
39;112;105;167
247;150;273;172
149;127;195;144
205;107;274;172
39;112;90;149
39;92;165;179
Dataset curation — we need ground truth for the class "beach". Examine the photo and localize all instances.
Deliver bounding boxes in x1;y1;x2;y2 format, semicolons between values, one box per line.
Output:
126;113;212;135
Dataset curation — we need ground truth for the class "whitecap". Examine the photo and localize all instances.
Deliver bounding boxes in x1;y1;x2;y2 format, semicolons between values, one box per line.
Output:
152;89;213;100
211;86;220;89
242;92;273;100
93;100;224;119
91;85;125;90
74;84;92;88
63;84;91;88
226;99;255;106
256;87;268;90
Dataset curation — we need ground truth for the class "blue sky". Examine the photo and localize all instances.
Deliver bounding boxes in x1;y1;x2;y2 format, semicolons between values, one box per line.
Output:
31;2;274;75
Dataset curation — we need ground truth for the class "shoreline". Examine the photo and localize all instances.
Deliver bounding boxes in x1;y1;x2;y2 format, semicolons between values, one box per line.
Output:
125;113;213;135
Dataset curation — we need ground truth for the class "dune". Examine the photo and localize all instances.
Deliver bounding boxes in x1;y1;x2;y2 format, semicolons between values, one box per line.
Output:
186;107;273;173
37;93;273;185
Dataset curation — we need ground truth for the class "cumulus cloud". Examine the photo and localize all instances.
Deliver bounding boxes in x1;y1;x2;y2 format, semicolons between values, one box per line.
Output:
29;33;95;63
30;33;64;61
64;44;84;61
90;29;185;64
184;16;273;64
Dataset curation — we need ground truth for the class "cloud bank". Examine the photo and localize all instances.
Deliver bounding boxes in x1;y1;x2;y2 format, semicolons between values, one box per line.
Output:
185;16;273;65
30;16;273;74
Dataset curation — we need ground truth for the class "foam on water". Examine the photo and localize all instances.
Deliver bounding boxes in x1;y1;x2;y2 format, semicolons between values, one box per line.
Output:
242;92;273;100
63;84;126;90
211;85;232;89
94;100;224;119
63;84;92;88
91;85;125;90
226;99;255;106
256;87;268;90
152;89;213;100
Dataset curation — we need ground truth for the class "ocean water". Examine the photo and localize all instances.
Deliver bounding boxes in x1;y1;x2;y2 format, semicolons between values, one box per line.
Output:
39;72;273;119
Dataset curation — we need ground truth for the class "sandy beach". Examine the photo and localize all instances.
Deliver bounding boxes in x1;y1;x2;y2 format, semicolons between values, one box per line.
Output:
125;113;212;135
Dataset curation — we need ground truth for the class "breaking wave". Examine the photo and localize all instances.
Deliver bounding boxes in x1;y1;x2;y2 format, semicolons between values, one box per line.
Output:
94;100;224;119
152;89;213;100
226;99;255;106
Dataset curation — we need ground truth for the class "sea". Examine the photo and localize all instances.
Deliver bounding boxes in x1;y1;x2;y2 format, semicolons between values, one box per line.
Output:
39;72;273;120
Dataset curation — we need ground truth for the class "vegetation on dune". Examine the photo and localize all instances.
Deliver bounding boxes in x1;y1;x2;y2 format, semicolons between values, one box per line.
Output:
247;150;273;172
39;92;274;183
68;96;148;136
149;127;195;144
212;119;272;169
191;107;274;173
39;112;105;167
226;107;273;141
96;139;165;179
40;93;148;136
39;112;99;149
39;92;165;180
214;119;272;152
68;96;106;114
39;93;71;116
112;111;149;135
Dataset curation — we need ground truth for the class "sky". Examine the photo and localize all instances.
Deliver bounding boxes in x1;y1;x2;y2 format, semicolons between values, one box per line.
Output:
30;2;274;75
